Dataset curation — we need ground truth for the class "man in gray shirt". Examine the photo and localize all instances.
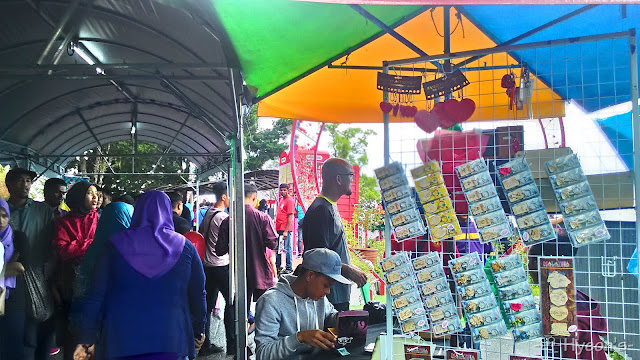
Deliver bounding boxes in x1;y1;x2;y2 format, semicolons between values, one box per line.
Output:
303;158;367;311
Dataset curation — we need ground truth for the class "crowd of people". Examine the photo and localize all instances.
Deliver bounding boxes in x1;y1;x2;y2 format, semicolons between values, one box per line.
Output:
0;157;368;360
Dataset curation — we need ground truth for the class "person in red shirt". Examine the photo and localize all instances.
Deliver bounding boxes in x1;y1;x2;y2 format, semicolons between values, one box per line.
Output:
275;184;295;274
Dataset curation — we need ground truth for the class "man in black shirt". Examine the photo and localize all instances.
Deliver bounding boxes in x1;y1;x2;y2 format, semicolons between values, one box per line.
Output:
302;158;367;311
166;192;191;235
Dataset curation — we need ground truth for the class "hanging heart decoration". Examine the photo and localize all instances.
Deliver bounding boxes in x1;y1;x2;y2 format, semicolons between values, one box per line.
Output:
406;105;418;117
499;167;512;176
510;303;523;312
379;101;392;114
414;110;439;134
433;102;456;128
392;103;400;116
443;98;476;124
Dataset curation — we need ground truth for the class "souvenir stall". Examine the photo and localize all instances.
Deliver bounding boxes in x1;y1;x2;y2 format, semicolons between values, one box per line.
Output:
211;1;640;359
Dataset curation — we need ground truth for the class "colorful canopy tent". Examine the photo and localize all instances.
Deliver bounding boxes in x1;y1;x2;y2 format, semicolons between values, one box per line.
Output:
210;1;640;124
597;111;634;171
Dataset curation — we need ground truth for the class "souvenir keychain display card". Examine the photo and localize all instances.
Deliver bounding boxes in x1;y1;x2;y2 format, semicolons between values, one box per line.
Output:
545;153;610;247
489;254;542;342
455;159;512;243
497;158;557;246
411;161;462;241
412;252;462;336
539;257;577;339
375;162;426;242
448;252;507;342
380;252;429;334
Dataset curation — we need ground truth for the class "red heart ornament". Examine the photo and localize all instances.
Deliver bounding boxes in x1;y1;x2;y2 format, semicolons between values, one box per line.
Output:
379;101;392;114
499;167;512;176
432;102;456;128
406;106;418;117
443;98;476;125
400;105;409;117
510;303;523;312
414;110;439;133
392;103;400;117
416;139;427;163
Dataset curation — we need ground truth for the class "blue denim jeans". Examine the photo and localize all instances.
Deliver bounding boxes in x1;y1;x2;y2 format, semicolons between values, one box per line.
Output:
276;230;293;271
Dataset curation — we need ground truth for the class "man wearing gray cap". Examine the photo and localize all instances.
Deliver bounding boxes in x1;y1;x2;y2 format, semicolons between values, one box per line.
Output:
254;248;351;360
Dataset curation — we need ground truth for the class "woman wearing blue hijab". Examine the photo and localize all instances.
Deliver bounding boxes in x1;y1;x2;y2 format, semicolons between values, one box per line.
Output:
72;191;206;360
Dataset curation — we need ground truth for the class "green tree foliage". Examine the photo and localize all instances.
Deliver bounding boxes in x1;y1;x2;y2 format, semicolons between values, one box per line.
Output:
243;106;292;171
359;173;381;207
66;141;188;196
324;124;376;167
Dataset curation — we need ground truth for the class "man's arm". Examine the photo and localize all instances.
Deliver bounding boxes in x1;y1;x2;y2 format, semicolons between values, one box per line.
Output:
261;215;278;250
215;217;230;256
341;263;367;288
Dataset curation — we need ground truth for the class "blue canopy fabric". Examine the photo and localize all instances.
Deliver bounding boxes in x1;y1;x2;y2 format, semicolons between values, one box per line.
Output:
596;111;634;171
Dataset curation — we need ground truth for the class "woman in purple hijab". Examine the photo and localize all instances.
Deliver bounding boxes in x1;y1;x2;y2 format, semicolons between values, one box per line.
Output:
0;197;31;359
72;191;207;360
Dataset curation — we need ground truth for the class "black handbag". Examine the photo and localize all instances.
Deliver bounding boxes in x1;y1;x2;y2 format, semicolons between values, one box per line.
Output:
23;265;54;322
363;301;386;324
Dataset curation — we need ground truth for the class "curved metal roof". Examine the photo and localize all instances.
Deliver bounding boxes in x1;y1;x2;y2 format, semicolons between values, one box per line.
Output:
0;0;240;175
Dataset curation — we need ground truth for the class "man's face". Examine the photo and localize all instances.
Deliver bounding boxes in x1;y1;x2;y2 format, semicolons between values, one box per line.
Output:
306;272;336;301
102;194;112;208
174;200;184;214
96;192;104;209
280;187;289;198
222;194;230;209
7;174;33;199
45;184;67;207
337;169;354;196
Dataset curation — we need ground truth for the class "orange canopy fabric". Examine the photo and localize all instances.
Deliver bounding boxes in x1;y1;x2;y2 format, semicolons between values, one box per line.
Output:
258;8;565;124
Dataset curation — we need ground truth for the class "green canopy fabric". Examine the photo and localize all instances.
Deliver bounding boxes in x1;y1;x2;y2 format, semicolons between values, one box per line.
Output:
212;0;423;98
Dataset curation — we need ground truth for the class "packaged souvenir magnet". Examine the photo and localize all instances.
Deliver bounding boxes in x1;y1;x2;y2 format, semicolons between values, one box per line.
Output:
560;196;598;216
469;197;503;216
386;197;416;215
415;173;445;192
446;349;479;360
457;281;493;300
516;210;549;230
393;290;422;310
569;223;610;247
429;222;462;242
379;172;409;192
395;221;427;242
389;277;418;297
412;252;440;271
449;252;482;274
548;167;585;188
506;309;542;328
564;210;603;232
521;222;556;246
460;171;493;192
511;197;545;216
497;158;529;178
545;153;580;175
422;197;453;216
410;160;441;179
403;344;431;360
501;171;535;191
474;210;508;229
400;315;429;334
426;209;456;228
391;209;421;227
417;184;449;204
383;185;412;203
453;267;487;286
493;267;528;288
465;184;498;204
503;295;537;315
424;290;455;309
385;264;413;284
478;222;513;243
506;183;540;203
512;322;543;343
488;254;522;274
498;282;533;301
555;181;591;202
415;264;445;284
381;252;410;272
456;158;488;178
471;321;508;342
428;303;458;322
397;302;427;322
462;295;498;315
432;316;463;336
467;308;502;328
419;276;449;297
375;162;403;180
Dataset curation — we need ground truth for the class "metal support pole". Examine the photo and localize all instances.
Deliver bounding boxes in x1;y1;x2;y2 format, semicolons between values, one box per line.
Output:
229;69;247;359
195;178;200;230
36;0;82;65
382;62;393;360
628;29;640;312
